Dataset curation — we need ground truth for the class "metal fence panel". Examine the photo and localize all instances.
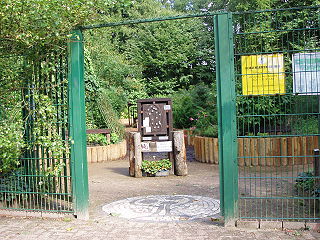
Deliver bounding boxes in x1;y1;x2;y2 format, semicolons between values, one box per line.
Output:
234;7;320;222
0;53;73;214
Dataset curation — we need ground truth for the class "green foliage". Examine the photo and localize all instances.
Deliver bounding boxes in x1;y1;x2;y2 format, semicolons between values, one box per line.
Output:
87;134;109;146
32;94;65;157
0;59;25;174
292;117;319;135
103;87;127;117
0;168;30;202
295;171;319;197
171;83;217;131
110;133;120;144
141;159;172;175
38;162;65;194
194;125;218;138
84;0;213;100
84;48;126;139
0;0;134;55
87;132;120;146
0;110;24;174
96;90;125;139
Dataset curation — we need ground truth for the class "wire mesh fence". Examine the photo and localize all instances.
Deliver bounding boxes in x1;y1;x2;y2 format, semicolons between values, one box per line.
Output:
234;6;320;222
0;52;73;213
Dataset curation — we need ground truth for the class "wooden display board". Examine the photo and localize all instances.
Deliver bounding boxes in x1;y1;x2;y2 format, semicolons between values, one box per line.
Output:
137;98;173;152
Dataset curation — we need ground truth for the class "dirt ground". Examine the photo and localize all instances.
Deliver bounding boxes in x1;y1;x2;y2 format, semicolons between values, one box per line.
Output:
88;146;320;224
88;148;220;219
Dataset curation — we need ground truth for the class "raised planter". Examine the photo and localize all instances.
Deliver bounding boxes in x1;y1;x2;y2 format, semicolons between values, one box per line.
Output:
87;140;127;163
142;170;170;177
192;135;319;166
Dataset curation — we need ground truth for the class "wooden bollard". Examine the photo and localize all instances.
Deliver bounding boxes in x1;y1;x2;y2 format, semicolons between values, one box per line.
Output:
209;138;214;164
87;148;92;163
251;138;259;166
133;132;142;177
201;137;205;163
314;149;320;183
91;147;97;163
238;138;244;166
244;138;251;166
205;137;210;163
280;137;288;166
195;137;199;161
173;131;188;176
213;138;219;164
128;132;136;177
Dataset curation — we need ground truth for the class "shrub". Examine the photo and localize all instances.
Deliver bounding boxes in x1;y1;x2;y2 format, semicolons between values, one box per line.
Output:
194;125;218;138
0;168;30;202
171;83;217;131
141;159;172;175
87;134;109;146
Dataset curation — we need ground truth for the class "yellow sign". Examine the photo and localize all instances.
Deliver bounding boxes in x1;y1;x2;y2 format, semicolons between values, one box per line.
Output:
241;54;285;95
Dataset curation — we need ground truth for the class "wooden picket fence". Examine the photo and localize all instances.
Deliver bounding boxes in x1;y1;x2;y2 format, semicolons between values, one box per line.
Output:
185;132;319;166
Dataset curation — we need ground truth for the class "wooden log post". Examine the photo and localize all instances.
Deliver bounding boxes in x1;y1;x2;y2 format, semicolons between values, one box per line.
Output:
173;130;188;176
314;149;320;184
281;137;288;166
133;132;142;178
205;137;210;163
128;132;135;177
209;138;214;164
91;147;97;163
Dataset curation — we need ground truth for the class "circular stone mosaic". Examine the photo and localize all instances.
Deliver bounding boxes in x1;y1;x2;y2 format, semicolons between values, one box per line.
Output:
102;195;220;222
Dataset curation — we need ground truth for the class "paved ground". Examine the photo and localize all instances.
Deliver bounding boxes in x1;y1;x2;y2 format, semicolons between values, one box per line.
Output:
101;195;220;221
1;155;320;239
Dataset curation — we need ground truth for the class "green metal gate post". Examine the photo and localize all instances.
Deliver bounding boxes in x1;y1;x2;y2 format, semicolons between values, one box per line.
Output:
68;29;89;219
214;13;238;226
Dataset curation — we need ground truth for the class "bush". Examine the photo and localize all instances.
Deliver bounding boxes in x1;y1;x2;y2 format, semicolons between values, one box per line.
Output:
87;134;109;146
291;117;318;135
295;171;320;197
0;168;30;202
194;125;218;138
0;94;25;174
171;83;217;137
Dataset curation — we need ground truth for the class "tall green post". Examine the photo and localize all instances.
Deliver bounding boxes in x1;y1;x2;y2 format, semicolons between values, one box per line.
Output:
68;29;89;219
214;13;238;226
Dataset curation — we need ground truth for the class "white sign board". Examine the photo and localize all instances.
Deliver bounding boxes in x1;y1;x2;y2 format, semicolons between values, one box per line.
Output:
141;142;150;152
292;52;320;95
156;141;172;152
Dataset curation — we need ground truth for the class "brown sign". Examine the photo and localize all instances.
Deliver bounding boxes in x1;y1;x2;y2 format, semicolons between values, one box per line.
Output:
137;98;173;143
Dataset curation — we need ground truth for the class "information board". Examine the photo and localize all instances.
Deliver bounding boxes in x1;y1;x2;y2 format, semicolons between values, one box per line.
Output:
292;52;320;95
241;54;285;95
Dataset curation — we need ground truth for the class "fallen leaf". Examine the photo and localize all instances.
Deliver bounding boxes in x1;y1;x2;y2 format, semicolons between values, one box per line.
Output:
109;212;120;217
63;217;72;222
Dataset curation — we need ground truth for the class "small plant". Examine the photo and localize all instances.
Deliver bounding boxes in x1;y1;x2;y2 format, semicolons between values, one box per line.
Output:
110;133;120;144
295;171;320;197
141;159;172;175
38;162;66;194
87;133;109;146
0;168;30;202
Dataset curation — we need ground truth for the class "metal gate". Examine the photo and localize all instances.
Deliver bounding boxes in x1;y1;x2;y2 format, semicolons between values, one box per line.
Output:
0;31;89;218
2;5;319;223
233;6;320;222
0;53;73;215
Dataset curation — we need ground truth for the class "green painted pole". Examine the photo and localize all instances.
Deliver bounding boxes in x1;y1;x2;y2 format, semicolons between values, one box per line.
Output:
68;29;89;219
214;13;239;226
